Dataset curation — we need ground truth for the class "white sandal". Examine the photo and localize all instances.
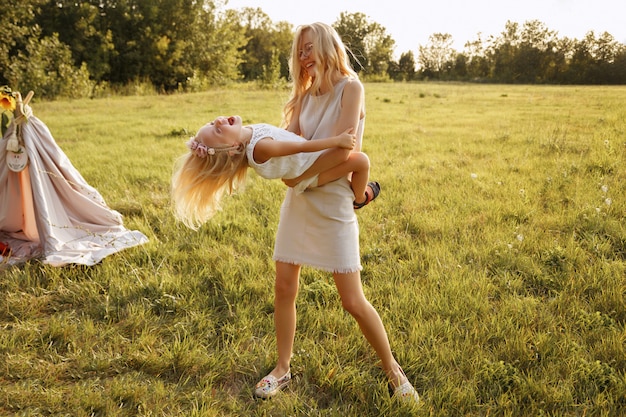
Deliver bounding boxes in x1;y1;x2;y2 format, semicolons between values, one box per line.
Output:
392;367;420;404
393;380;420;404
254;370;291;399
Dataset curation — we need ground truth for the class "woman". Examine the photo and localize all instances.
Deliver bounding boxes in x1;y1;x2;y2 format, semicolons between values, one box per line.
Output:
254;23;419;405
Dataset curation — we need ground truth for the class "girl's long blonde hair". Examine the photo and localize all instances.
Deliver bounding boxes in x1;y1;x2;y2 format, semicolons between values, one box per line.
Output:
171;145;248;229
282;22;359;128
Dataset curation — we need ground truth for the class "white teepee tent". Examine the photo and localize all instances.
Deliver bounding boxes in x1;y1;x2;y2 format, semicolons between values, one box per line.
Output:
0;91;148;267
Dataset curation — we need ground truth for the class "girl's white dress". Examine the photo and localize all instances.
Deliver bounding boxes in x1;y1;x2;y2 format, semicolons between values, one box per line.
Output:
0;112;148;267
273;78;365;273
246;123;321;193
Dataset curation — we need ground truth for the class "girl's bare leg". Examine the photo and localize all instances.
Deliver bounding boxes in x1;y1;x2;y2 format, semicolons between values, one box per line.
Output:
317;152;370;203
284;148;351;188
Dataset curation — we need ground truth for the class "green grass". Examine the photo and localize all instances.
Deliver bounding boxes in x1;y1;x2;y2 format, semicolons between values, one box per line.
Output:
1;83;625;416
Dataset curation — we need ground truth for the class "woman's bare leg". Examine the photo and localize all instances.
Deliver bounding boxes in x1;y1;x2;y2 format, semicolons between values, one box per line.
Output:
333;270;408;388
268;261;301;377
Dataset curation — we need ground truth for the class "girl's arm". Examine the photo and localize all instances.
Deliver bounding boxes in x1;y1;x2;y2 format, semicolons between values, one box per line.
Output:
253;128;354;164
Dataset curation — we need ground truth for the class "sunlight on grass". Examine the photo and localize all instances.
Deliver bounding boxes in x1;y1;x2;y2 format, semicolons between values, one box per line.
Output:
1;83;625;416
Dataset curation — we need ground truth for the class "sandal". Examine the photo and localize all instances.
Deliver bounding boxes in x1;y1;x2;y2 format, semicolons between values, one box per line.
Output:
393;380;420;404
354;181;381;209
392;367;420;405
254;370;291;399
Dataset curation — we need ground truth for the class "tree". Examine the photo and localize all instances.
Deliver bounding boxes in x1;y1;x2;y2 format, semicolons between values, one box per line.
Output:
485;21;519;82
35;0;246;90
5;33;93;98
569;31;625;84
463;34;490;80
418;33;456;79
333;12;395;77
516;20;560;83
37;0;114;82
234;7;293;82
387;51;415;81
0;0;46;86
191;8;247;85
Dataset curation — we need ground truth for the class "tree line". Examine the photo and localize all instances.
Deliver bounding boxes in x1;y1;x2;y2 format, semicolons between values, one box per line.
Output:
1;0;624;100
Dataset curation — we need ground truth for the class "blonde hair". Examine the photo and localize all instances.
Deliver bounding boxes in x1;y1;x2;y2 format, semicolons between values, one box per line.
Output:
282;22;359;128
171;145;248;229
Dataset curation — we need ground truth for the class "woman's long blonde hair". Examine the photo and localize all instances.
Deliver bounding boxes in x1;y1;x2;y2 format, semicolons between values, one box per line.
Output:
171;145;248;229
282;22;359;128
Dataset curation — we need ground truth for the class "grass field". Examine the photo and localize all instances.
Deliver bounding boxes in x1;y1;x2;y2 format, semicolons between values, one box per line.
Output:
1;82;625;416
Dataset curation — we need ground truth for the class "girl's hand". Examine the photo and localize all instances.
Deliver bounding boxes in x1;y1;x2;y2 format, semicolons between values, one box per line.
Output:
337;128;355;149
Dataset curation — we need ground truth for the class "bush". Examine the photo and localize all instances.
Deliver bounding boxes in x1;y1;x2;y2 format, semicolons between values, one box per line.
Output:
6;33;94;99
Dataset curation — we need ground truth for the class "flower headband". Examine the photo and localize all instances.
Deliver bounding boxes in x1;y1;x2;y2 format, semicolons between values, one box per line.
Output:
186;137;245;158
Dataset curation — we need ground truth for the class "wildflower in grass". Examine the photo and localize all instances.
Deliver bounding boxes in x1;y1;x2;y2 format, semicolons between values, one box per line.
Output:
471;173;478;179
601;185;608;193
516;234;524;242
605;198;612;206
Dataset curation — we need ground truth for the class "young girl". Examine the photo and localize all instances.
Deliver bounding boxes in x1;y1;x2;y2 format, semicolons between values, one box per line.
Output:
171;115;380;229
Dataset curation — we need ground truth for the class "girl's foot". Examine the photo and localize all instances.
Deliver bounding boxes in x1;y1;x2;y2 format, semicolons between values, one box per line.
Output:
354;181;381;209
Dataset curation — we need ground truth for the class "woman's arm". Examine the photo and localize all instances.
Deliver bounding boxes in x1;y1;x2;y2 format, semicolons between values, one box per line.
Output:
336;79;364;152
282;79;366;187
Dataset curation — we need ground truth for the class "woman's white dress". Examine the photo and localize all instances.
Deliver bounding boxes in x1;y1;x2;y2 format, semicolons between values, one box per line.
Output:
273;78;365;273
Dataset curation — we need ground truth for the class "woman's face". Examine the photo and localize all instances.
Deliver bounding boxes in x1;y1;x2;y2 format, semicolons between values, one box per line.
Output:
298;29;316;78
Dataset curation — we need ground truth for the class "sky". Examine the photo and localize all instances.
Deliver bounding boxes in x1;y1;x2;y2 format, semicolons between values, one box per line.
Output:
222;0;626;58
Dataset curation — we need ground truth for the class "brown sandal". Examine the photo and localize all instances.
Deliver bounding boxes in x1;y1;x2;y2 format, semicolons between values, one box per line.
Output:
354;181;380;209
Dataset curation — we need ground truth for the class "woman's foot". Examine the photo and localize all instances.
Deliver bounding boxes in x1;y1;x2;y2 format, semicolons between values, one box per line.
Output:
387;365;420;405
254;370;291;399
393;380;420;404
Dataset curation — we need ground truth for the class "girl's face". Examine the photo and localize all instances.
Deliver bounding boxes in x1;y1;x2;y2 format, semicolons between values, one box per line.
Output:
298;29;316;77
196;115;243;148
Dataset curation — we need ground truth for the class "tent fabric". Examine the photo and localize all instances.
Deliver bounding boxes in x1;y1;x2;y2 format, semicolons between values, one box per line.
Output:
1;114;148;267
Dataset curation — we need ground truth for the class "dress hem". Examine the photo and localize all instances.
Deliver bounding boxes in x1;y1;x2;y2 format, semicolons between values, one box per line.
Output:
273;255;362;274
